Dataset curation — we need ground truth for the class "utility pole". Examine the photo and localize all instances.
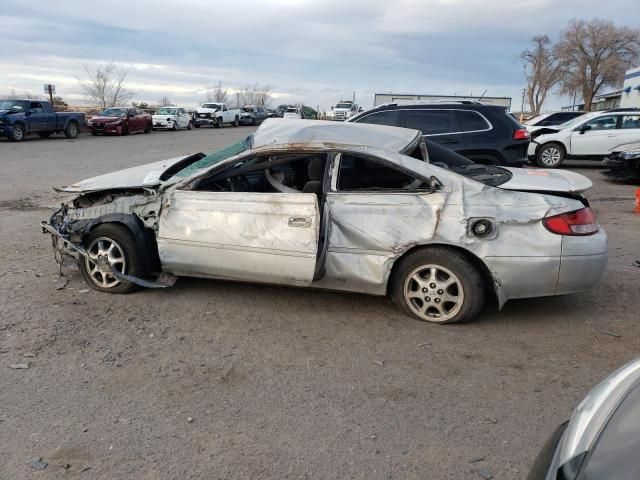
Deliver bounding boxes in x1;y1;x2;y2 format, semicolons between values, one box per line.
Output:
519;88;526;123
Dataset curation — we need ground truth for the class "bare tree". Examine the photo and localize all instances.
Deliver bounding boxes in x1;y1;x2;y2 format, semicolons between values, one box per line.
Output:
158;96;173;107
556;19;640;111
520;35;563;115
79;62;134;109
238;84;272;106
204;81;228;103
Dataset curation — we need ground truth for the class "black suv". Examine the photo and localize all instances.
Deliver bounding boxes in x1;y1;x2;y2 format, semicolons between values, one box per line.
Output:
348;102;530;166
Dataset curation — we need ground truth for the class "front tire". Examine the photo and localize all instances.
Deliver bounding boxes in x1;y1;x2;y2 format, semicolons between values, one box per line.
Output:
10;124;25;142
172;120;179;131
233;116;239;127
64;122;79;139
187;121;193;130
390;247;485;324
144;123;152;134
536;142;565;168
78;224;143;294
214;117;222;128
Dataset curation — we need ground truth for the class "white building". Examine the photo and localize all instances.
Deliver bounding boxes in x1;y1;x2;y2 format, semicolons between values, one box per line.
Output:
373;93;512;109
620;66;640;109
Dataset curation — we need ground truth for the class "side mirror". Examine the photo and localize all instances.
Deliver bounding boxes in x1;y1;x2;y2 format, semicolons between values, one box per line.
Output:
578;125;592;134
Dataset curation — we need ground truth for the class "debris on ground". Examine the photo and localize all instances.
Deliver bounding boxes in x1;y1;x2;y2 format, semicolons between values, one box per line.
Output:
26;457;48;470
23;353;36;358
187;417;194;423
55;277;68;290
483;417;498;424
372;360;385;367
9;362;29;369
476;467;493;479
78;289;90;294
467;455;486;464
418;342;430;347
632;260;640;267
600;330;622;338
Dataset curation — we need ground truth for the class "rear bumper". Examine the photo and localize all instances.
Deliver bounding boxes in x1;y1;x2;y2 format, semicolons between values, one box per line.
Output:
501;141;529;166
484;229;608;302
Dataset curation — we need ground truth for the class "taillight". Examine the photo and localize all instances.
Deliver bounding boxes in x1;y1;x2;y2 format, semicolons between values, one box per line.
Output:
543;208;599;236
513;128;530;140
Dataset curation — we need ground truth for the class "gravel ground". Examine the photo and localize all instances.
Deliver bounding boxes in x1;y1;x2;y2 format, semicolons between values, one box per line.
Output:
1;128;639;479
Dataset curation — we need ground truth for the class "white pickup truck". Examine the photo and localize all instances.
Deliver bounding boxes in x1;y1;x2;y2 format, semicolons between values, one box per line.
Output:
193;103;241;128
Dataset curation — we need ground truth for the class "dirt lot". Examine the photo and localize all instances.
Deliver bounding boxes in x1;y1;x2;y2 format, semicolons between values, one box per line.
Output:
1;128;639;479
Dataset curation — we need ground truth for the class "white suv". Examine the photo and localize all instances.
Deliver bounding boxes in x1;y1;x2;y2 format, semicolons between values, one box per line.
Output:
529;110;640;168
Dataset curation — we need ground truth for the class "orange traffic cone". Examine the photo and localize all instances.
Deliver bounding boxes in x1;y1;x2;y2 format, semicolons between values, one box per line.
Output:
635;188;640;214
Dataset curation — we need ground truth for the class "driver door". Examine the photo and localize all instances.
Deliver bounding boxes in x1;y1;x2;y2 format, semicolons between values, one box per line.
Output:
157;191;320;285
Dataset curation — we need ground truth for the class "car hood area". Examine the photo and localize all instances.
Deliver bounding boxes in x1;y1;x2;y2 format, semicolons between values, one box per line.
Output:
56;154;193;193
499;167;592;194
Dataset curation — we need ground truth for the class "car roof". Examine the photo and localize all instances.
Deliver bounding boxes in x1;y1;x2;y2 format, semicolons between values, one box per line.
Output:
252;119;421;151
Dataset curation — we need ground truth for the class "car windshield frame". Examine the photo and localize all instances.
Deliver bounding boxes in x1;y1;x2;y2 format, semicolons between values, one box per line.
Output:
202;103;222;110
335;103;353;109
0;100;28;111
156;107;177;115
165;135;254;181
100;108;128;117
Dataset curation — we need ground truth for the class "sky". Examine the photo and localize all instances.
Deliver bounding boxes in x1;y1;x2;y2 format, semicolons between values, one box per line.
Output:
1;0;639;112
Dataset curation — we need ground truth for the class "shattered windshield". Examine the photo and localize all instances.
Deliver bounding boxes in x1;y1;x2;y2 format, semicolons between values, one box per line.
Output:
100;108;128;117
170;136;253;179
156;107;177;115
0;100;27;111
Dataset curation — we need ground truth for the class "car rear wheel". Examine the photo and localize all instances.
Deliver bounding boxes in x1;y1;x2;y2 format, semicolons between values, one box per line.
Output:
64;122;79;139
536;143;565;168
78;224;142;294
10;124;25;142
390;247;485;324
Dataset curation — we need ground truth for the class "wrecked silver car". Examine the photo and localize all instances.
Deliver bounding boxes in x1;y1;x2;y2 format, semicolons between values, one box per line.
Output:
43;119;608;323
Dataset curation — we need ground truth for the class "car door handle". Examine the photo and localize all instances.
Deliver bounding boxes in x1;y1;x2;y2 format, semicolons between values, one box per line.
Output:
439;140;460;144
288;217;312;228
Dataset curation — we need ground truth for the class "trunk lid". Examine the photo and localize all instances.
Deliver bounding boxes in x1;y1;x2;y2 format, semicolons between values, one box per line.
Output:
499;167;592;194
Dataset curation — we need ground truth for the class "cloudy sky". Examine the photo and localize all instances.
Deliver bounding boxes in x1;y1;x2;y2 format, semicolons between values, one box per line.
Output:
1;0;638;111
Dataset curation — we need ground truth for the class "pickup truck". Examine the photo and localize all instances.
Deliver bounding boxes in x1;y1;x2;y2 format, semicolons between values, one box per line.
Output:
0;99;85;142
193;103;240;128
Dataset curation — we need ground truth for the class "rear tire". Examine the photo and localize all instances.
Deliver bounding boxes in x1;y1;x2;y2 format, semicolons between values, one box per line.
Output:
390;247;485;324
536;142;565;168
78;224;143;294
64;122;79;139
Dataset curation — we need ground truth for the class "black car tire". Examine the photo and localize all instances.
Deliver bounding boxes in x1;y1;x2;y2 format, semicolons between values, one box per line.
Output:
390;247;485;324
194;123;200;128
536;142;565;168
144;123;152;134
187;121;193;130
38;132;53;139
64;122;79;139
10;124;25;142
78;224;144;294
172;121;179;131
234;116;239;127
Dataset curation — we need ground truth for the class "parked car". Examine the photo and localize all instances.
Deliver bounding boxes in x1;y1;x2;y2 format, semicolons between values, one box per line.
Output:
0;99;85;142
193;103;240;128
528;110;640;168
151;107;193;131
603;141;640;181
348;102;530;166
43;120;607;324
283;107;302;119
266;108;278;118
239;105;270;125
525;111;585;132
528;357;640;479
87;107;152;136
276;104;294;117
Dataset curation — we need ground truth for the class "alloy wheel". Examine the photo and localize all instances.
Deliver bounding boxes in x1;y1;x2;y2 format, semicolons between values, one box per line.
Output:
84;237;127;288
403;264;464;322
541;147;561;167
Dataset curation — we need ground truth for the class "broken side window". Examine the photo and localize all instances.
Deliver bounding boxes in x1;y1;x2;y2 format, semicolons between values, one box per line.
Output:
337;153;427;192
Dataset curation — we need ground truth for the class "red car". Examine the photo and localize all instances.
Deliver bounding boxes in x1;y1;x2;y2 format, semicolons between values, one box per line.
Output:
87;107;152;136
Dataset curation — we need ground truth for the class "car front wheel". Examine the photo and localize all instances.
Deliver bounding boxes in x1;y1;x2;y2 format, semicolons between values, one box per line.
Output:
536;143;565;168
78;224;143;294
10;124;25;142
390;247;485;324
